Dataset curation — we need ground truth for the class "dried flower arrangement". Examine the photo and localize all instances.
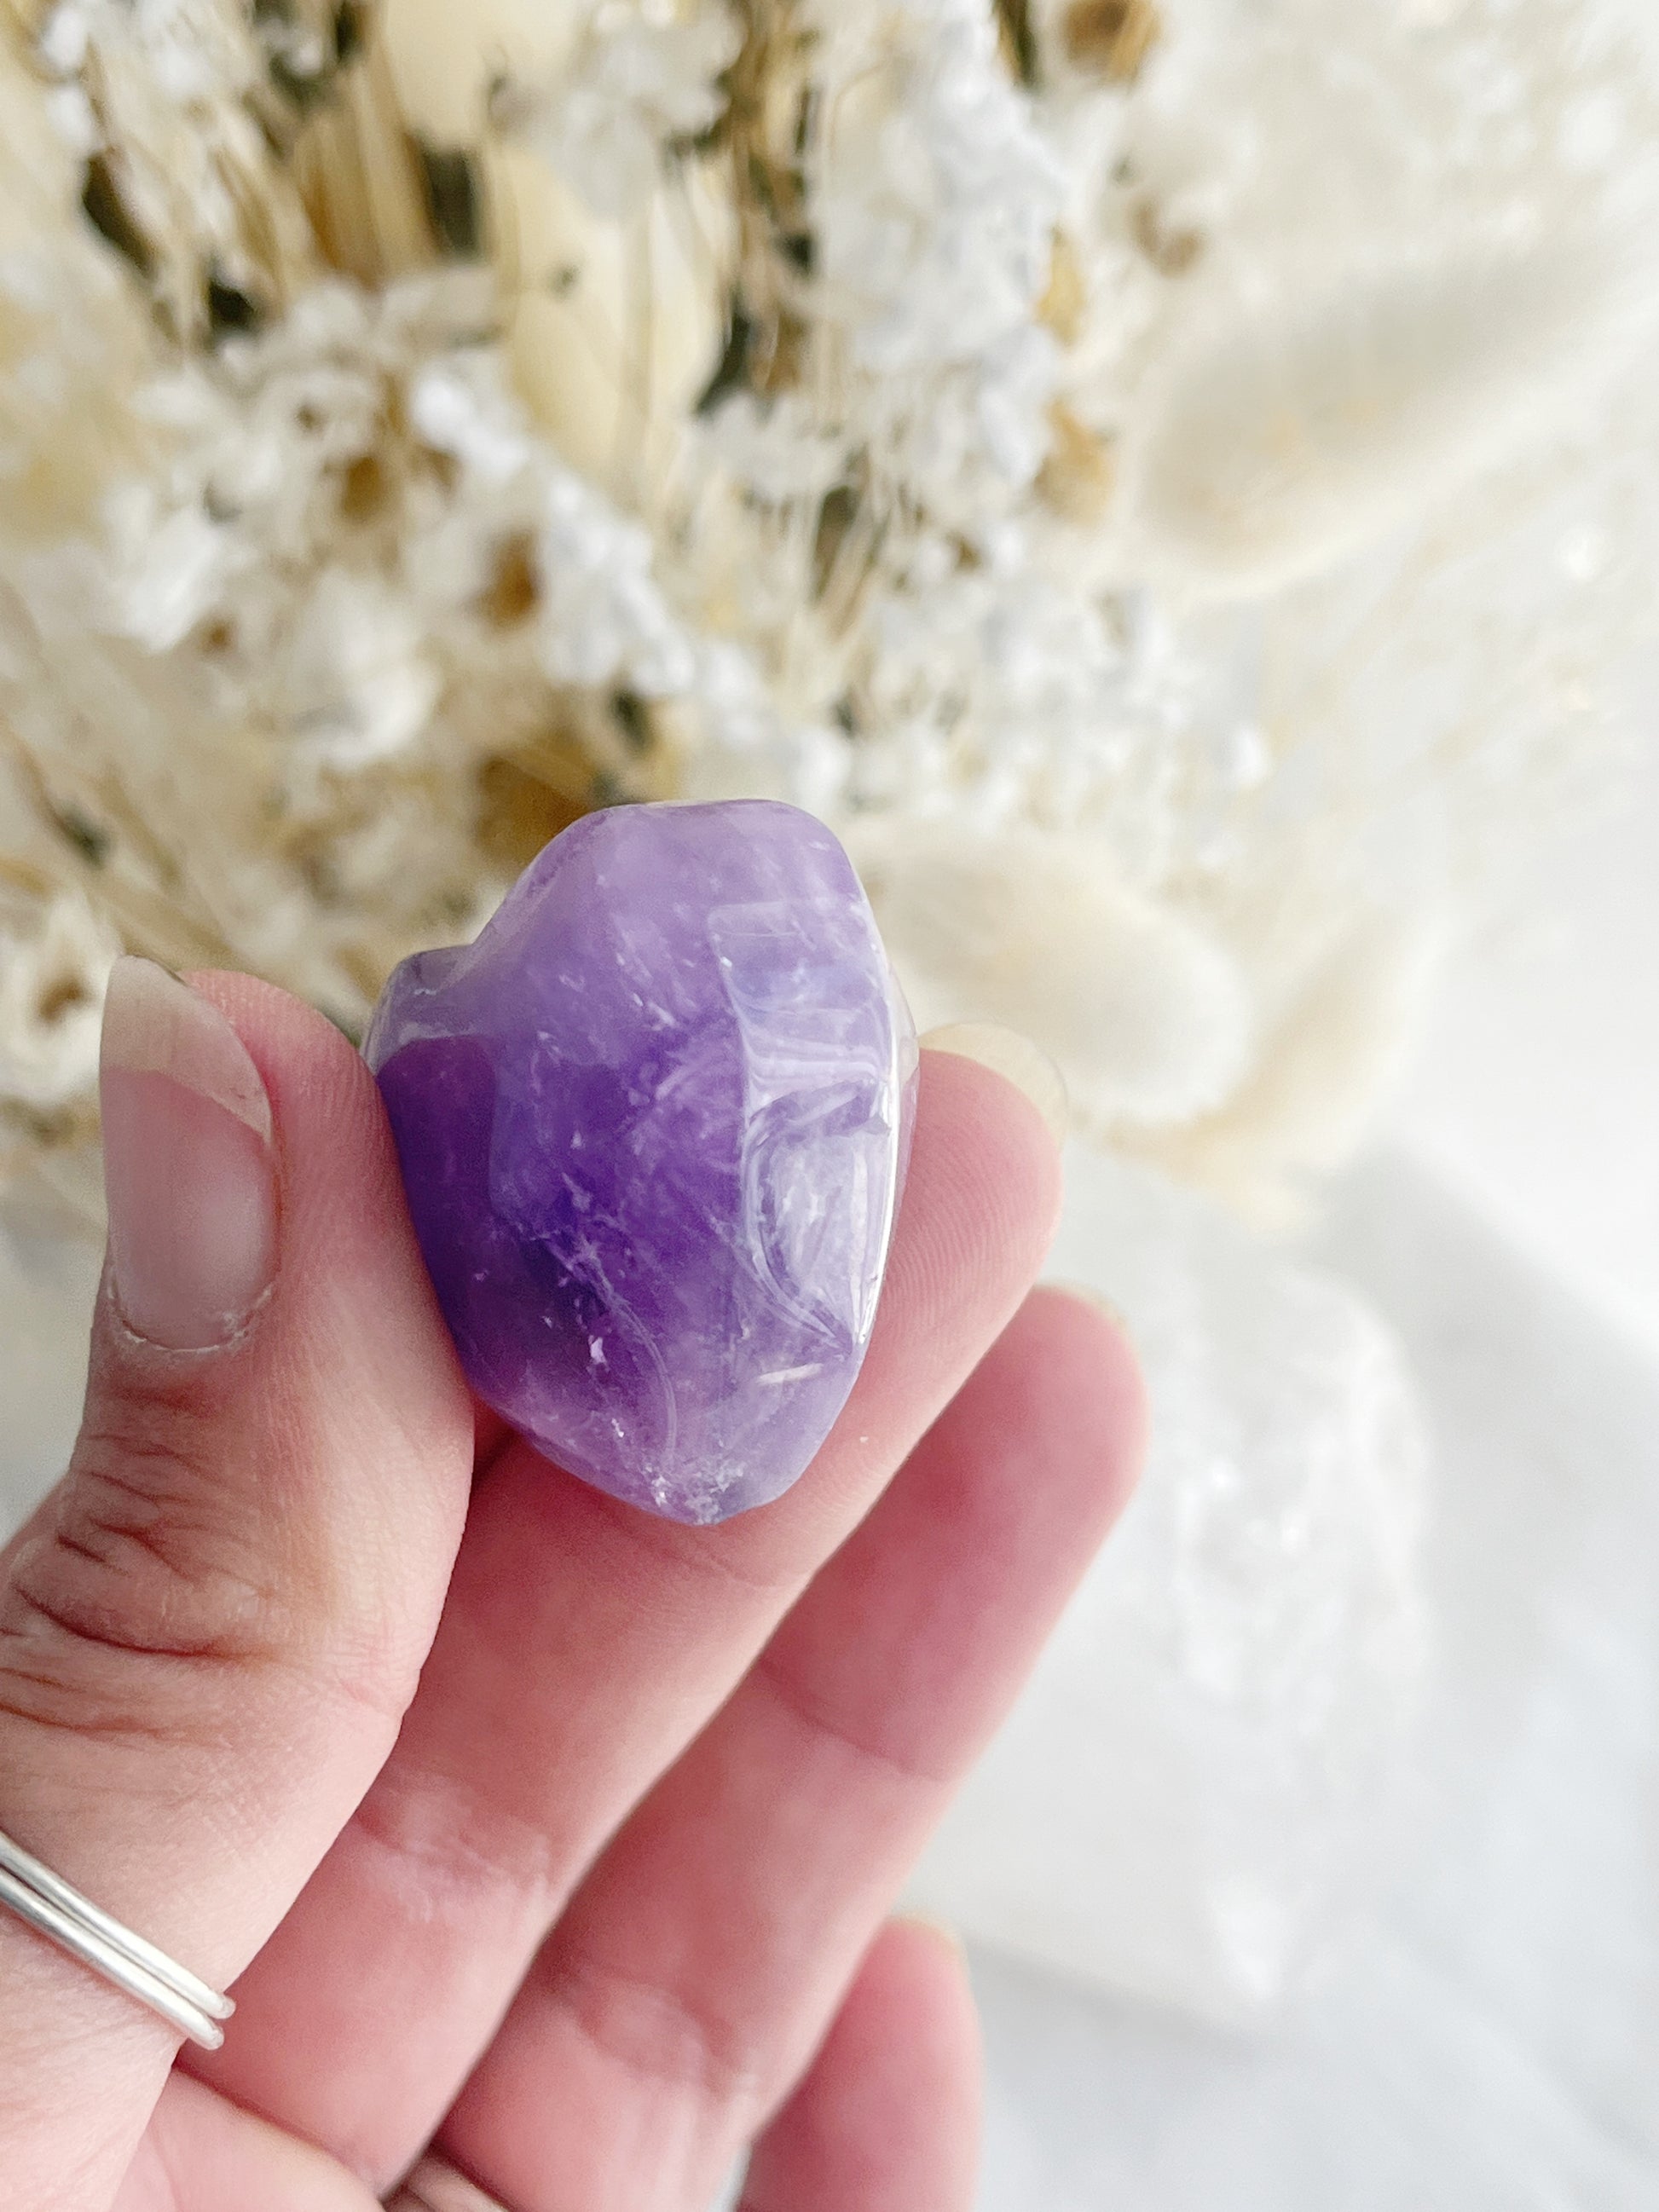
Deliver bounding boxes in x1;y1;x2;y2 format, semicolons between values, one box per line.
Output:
0;0;1655;1229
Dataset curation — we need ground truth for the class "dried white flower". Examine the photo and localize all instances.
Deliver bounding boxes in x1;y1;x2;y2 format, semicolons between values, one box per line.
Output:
407;344;703;696
496;5;741;221
699;394;848;505
102;484;236;651
38;0;304;339
0;0;1654;1225
810;0;1061;374
282;569;442;769
0;892;119;1114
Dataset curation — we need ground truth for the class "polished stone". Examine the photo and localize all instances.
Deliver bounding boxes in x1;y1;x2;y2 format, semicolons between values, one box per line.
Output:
367;800;916;1523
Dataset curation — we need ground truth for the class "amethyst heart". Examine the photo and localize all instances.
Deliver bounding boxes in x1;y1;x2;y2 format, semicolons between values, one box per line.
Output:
366;800;916;1524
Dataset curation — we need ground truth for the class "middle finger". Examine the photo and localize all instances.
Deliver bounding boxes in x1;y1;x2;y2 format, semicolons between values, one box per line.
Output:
195;1040;1061;2186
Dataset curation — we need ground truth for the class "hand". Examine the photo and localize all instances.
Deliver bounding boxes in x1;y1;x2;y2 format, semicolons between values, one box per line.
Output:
0;960;1143;2212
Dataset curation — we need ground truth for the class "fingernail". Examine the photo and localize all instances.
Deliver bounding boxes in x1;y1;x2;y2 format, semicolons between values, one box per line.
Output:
921;1022;1070;1146
901;1913;971;1968
100;958;276;1351
386;2158;508;2212
1049;1279;1134;1340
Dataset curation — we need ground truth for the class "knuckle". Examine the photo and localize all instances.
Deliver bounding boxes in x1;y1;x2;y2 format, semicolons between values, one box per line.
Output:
0;1378;285;1746
546;1943;766;2120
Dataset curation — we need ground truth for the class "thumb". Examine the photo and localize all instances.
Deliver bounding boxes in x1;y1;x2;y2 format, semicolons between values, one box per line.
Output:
0;960;474;2211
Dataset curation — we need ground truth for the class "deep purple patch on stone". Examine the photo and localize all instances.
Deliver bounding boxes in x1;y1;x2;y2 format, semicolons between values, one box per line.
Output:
366;800;916;1525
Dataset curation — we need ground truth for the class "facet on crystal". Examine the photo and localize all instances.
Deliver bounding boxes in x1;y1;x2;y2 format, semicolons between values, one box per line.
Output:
366;800;916;1524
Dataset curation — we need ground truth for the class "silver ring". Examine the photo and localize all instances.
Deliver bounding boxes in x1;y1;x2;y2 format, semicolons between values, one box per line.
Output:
0;1824;234;2050
385;2157;511;2211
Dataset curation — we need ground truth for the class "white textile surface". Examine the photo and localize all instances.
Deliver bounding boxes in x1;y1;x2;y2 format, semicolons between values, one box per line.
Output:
974;1146;1659;2210
3;1147;1656;2209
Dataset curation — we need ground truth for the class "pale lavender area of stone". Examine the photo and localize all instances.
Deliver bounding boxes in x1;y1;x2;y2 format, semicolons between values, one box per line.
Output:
367;800;916;1524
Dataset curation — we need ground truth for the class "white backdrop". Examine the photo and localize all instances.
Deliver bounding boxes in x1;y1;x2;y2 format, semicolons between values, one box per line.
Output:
966;765;1659;2207
1398;743;1659;1358
976;1146;1659;2209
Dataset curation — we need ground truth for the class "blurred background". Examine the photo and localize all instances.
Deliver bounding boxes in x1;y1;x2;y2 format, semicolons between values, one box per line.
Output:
0;0;1655;2203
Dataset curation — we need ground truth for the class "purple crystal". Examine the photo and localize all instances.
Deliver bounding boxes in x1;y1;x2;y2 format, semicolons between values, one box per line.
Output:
366;800;916;1524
